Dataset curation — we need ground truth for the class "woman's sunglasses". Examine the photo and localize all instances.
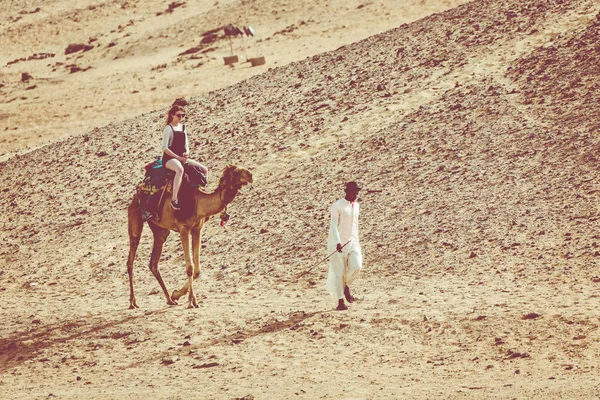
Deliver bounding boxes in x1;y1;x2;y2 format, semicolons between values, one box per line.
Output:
175;113;186;118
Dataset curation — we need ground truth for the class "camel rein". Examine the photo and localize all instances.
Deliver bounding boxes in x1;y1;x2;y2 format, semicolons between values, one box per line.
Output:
295;240;351;280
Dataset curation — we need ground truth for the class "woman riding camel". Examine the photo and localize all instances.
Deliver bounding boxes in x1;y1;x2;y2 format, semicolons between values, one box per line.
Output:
162;105;208;210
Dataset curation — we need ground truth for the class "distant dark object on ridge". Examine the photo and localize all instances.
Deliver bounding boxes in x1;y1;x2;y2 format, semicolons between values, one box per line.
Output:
19;7;40;15
223;24;256;37
244;26;256;37
223;24;240;37
65;43;94;55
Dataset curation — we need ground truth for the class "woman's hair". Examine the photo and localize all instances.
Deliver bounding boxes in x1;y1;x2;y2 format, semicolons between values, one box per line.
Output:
165;105;185;125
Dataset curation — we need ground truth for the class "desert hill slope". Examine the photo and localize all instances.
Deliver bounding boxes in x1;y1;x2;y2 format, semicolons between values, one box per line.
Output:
0;0;465;159
2;0;600;398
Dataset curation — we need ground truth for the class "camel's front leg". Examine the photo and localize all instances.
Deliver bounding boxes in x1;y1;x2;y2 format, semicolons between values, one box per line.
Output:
172;224;204;304
178;228;199;308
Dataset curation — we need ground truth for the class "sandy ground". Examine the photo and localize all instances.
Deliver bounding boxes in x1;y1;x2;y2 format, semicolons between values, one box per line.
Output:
3;0;600;398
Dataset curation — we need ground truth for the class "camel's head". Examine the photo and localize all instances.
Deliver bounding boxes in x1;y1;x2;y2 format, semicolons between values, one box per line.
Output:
221;165;253;191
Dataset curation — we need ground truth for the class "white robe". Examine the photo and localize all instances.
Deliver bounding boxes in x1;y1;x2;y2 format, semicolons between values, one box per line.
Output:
326;198;363;299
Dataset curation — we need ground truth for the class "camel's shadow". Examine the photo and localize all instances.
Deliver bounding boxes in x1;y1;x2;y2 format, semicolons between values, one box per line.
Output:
0;308;171;374
0;308;333;373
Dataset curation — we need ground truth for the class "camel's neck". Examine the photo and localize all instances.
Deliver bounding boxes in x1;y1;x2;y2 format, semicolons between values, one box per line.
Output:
194;184;238;217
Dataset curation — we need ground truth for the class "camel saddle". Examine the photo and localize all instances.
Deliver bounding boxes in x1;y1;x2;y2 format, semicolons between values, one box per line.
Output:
137;157;207;221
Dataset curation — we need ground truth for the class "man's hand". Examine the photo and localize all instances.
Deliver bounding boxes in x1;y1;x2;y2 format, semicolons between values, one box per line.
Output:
336;243;343;253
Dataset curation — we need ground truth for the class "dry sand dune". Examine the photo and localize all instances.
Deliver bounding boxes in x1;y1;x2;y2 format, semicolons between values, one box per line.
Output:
2;0;600;398
0;0;464;160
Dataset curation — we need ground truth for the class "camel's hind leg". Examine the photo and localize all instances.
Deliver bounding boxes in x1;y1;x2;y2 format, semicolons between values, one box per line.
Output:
148;221;177;305
127;195;144;309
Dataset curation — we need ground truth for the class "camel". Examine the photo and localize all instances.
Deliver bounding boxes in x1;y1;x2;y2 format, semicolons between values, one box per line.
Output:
127;165;253;309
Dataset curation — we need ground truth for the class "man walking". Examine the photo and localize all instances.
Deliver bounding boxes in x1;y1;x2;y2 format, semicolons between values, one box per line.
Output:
326;181;363;311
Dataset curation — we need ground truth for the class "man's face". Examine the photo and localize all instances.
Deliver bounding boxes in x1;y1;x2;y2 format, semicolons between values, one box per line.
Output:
345;189;359;202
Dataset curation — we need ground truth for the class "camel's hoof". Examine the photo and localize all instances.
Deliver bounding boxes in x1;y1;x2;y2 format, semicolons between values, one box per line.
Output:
167;299;178;306
129;304;138;310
